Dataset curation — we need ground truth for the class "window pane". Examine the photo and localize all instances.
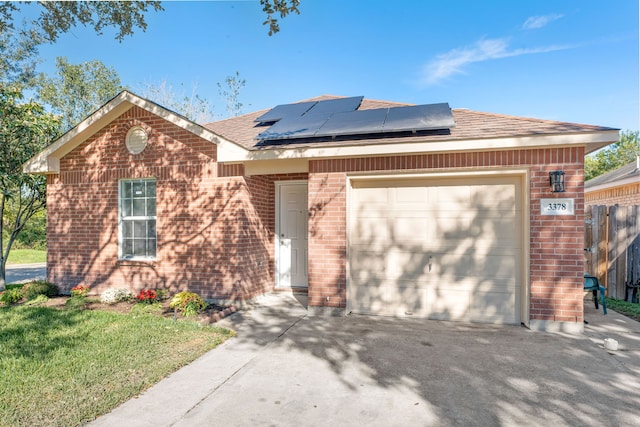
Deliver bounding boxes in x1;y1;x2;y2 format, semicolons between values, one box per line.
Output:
147;181;156;198
134;239;146;256
122;239;133;257
148;220;156;238
147;198;156;216
148;238;156;256
133;220;147;238
132;182;145;198
122;221;132;238
122;200;132;217
132;199;145;216
122;182;132;199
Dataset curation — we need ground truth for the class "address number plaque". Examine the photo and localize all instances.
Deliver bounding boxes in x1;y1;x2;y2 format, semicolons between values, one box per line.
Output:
540;198;574;216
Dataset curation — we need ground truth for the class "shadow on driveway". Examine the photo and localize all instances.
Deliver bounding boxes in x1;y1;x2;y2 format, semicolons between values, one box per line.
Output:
92;293;640;427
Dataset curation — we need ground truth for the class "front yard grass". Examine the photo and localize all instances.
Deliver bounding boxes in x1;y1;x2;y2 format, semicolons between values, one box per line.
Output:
606;297;640;322
0;305;235;427
6;249;46;264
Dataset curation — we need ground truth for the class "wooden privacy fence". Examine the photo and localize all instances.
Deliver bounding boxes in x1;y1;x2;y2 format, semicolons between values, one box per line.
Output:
584;205;640;301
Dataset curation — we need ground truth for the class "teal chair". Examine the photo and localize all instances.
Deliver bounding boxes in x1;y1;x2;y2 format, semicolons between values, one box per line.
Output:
584;274;607;315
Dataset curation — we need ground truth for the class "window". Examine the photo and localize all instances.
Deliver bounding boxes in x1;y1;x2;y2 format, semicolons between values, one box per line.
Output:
119;179;156;259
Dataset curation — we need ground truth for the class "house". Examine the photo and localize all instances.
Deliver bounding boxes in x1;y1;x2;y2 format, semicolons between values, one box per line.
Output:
25;91;618;333
585;157;640;206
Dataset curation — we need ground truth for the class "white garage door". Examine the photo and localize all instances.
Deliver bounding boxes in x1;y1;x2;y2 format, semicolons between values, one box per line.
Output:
348;175;523;324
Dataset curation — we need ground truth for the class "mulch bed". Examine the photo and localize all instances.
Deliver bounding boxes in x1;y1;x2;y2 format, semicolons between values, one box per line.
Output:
41;296;237;324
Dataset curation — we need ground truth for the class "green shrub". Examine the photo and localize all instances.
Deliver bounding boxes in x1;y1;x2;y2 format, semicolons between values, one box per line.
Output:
65;295;87;309
23;294;49;306
71;285;90;297
170;291;207;317
130;302;163;315
0;288;23;305
21;281;59;300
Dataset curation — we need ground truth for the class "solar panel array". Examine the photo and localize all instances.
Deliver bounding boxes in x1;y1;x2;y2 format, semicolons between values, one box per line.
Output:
256;97;455;141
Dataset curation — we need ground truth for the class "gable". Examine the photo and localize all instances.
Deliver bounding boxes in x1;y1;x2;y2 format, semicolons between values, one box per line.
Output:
24;91;239;175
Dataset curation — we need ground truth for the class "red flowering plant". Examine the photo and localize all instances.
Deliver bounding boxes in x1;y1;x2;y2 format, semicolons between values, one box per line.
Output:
136;289;159;304
70;285;90;297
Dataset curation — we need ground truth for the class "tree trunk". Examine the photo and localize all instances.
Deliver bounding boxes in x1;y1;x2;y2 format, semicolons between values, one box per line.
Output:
0;257;6;292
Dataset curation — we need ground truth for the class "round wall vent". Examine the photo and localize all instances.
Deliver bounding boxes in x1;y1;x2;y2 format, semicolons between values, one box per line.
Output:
125;126;148;154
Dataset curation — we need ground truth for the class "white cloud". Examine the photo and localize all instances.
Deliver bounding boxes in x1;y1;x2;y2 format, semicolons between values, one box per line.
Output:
419;38;570;87
522;14;564;30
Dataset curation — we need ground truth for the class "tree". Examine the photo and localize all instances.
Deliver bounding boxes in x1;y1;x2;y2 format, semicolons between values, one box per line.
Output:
260;0;301;35
0;1;164;43
37;57;125;132
138;80;216;123
217;71;247;118
585;130;640;180
0;85;60;290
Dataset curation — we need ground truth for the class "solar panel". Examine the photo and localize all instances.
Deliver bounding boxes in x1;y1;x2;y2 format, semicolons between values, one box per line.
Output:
254;101;317;123
257;113;331;140
314;108;387;136
305;96;363;116
383;103;455;132
256;99;455;141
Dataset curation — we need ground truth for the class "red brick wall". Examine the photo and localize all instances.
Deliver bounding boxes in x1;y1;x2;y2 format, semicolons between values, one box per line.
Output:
308;148;585;324
47;107;275;300
585;183;640;206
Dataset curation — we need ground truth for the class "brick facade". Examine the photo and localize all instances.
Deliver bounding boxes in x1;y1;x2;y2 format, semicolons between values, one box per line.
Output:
45;103;588;327
47;107;284;300
585;183;640;206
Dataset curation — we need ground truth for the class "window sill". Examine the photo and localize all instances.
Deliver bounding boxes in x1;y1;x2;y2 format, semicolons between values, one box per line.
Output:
116;258;157;268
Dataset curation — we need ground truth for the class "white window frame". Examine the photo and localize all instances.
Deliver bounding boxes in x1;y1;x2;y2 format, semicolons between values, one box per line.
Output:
118;178;157;260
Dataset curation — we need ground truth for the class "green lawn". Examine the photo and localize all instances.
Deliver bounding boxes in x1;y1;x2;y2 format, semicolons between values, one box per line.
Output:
0;305;234;426
606;297;640;322
6;249;46;265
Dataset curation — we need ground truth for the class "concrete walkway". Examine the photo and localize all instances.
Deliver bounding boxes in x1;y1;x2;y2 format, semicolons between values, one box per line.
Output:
89;294;640;427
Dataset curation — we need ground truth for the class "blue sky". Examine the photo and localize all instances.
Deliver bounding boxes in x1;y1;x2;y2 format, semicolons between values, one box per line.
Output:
35;1;639;130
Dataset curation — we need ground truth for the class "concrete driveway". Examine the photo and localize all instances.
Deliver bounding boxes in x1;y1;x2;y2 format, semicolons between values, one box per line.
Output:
91;294;640;427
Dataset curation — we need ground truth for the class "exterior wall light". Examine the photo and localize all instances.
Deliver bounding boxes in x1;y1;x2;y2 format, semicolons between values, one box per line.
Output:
549;170;565;193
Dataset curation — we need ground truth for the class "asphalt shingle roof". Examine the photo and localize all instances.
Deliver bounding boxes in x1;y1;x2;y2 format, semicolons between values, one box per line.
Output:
204;95;616;151
585;157;640;188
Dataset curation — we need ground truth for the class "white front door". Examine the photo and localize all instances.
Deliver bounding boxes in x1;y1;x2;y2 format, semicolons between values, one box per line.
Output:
276;182;308;288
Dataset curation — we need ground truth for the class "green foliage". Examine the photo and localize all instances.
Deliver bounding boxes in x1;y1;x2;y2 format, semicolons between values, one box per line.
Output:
23;294;48;306
5;249;46;264
606;298;640;321
585;130;640;180
21;280;58;300
170;291;208;317
0;288;22;305
260;0;300;35
0;85;60;290
0;305;233;426
217;71;247;118
130;302;163;315
2;209;46;250
0;1;164;43
64;295;87;309
70;285;90;297
138;80;216;123
37;57;125;131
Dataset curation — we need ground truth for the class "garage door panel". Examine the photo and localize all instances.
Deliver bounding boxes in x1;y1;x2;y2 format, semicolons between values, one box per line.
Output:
349;176;523;324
